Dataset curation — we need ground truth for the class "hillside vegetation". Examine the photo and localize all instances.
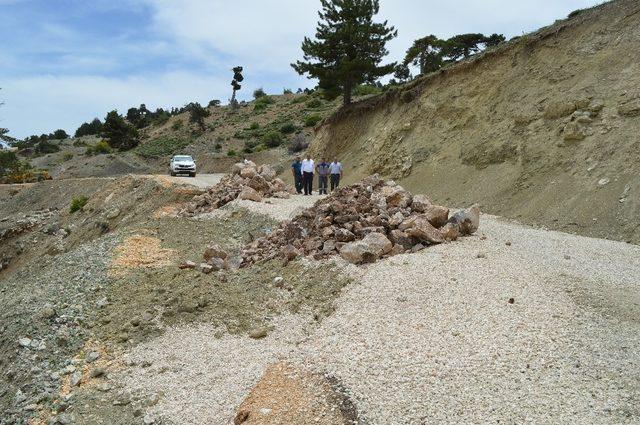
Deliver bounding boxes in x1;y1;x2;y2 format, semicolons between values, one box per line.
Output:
18;91;347;179
310;0;640;244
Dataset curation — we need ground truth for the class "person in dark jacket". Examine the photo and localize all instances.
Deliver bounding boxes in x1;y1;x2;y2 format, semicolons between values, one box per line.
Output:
291;155;303;194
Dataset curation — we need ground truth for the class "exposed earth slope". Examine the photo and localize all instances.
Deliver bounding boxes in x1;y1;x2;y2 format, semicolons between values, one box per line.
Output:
310;0;640;244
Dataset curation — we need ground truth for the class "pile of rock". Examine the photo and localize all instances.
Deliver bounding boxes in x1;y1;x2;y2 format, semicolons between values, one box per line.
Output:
182;161;292;215
240;175;480;266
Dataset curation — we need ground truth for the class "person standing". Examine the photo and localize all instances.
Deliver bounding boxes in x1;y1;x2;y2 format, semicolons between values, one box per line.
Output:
301;155;315;195
316;157;330;195
291;155;303;194
329;157;343;191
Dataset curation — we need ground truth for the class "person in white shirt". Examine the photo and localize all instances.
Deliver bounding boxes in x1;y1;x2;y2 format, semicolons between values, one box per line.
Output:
300;155;315;195
329;158;343;191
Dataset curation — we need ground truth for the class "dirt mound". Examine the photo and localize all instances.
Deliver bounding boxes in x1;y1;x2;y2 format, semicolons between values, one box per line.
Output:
310;0;640;245
234;362;358;425
240;175;479;266
182;162;292;215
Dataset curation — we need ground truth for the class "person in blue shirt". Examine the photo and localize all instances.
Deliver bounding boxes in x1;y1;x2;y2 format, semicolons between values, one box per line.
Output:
291;155;303;194
316;158;330;195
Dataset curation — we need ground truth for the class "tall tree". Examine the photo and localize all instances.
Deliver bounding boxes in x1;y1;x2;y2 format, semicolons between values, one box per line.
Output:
102;110;139;151
484;33;506;47
442;33;486;61
292;0;397;106
230;66;244;109
403;35;444;75
186;102;210;131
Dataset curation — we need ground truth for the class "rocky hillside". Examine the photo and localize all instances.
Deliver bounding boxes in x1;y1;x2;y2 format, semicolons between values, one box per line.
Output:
26;92;344;179
310;0;640;244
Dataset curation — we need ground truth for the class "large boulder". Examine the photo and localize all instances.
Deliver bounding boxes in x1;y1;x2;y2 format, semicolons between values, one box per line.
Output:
238;187;262;202
380;185;412;208
361;232;393;256
203;243;228;261
247;174;270;193
389;229;414;249
410;194;432;212
240;166;257;179
258;164;277;181
543;100;577;119
339;242;377;264
448;205;480;235
405;217;445;244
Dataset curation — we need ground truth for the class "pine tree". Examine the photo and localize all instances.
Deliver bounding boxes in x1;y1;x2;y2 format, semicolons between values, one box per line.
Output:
102;110;139;151
442;33;486;61
403;35;444;75
292;0;397;106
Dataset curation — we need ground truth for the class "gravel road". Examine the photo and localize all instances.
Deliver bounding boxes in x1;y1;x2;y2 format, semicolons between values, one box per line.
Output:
120;197;640;424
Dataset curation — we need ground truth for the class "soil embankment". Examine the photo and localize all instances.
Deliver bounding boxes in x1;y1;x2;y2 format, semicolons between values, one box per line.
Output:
311;0;640;244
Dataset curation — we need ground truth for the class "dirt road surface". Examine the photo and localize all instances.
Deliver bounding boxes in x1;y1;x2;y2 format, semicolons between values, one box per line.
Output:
119;196;640;425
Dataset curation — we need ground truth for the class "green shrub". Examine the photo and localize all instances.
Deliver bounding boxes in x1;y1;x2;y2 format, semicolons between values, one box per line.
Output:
134;136;190;157
94;140;112;154
283;88;293;95
227;149;237;157
254;96;275;111
214;143;222;151
304;114;323;127
248;122;260;130
568;8;585;19
261;131;284;148
243;139;260;154
306;98;322;108
353;84;382;96
288;133;309;153
103;110;139;151
291;95;308;104
70;195;88;213
171;119;184;131
35;140;60;154
72;139;87;147
253;88;267;99
280;122;297;134
62;152;74;161
401;90;416;104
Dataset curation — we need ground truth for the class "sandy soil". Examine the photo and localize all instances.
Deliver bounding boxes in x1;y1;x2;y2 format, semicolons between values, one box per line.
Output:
118;195;640;424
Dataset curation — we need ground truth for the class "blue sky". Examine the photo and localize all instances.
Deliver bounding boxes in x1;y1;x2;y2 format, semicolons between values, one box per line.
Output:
1;0;604;138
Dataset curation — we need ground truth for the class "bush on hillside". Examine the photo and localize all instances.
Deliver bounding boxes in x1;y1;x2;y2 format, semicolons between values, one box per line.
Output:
70;195;88;213
227;149;237;157
243;139;260;153
306;98;322;108
52;129;70;140
283;88;293;95
103;110;139;151
304;114;323;127
254;95;275;111
353;84;382;96
0;151;19;175
135;136;191;157
171;119;184;131
62;152;74;161
35;140;60;154
85;140;112;155
261;131;284;148
249;122;260;130
253;88;267;99
280;122;297;134
288;133;309;153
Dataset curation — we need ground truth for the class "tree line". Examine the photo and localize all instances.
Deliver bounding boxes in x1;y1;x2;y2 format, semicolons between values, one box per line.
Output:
293;0;506;105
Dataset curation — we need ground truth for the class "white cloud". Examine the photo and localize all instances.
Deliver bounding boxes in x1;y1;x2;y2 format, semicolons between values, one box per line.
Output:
2;0;605;138
1;72;231;138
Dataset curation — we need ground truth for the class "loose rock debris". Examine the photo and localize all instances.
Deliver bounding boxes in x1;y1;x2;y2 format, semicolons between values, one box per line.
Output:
182;161;292;215
238;175;480;266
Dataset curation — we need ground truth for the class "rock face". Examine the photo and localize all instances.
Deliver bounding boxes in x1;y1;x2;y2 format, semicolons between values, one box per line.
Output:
237;175;480;265
182;162;291;215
